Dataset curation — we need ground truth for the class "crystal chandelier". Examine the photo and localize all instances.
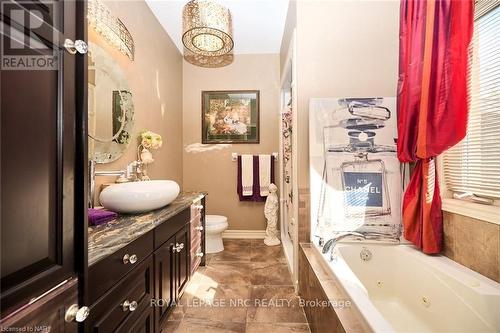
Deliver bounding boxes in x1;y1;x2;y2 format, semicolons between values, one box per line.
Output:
182;0;234;68
88;0;135;61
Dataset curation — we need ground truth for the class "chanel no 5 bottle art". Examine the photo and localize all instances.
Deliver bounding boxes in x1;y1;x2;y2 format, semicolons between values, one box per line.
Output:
323;97;396;223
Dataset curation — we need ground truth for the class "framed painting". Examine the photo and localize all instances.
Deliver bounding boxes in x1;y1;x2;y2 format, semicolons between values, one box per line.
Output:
202;90;260;144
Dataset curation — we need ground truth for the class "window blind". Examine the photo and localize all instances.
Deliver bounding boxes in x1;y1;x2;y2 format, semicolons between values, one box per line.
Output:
443;2;500;199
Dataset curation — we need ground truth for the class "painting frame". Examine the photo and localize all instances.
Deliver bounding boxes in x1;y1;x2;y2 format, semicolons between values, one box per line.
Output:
202;90;260;144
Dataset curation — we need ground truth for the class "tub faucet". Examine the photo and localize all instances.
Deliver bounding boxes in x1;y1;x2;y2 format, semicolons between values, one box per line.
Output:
322;232;366;260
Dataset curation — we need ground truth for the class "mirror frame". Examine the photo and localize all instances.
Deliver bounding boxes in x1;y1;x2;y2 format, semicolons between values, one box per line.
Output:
88;41;135;164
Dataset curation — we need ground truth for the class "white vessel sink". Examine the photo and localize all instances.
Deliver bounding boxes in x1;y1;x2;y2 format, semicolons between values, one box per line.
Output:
99;180;180;214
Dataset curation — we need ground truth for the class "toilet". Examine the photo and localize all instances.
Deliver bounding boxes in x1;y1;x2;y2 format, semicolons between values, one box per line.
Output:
205;215;228;253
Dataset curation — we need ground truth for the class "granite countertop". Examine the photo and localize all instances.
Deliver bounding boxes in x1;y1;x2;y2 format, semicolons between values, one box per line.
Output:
88;192;205;266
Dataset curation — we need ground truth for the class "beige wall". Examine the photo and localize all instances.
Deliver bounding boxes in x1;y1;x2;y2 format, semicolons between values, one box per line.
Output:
280;0;297;78
280;0;400;241
294;0;400;187
182;54;280;230
92;0;183;196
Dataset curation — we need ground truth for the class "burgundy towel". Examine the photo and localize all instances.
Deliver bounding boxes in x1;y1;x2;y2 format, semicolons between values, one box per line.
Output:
88;208;118;226
237;155;275;202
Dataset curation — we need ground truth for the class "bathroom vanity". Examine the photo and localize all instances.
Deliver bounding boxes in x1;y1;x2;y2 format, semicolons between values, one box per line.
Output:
86;192;206;332
82;12;207;331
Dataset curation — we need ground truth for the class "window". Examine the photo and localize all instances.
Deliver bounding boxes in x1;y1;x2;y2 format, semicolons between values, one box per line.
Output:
443;2;500;202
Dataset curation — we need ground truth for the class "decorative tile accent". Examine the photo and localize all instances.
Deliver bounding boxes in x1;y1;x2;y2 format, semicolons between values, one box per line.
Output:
442;213;456;260
299;247;342;333
298;189;311;243
443;212;500;282
298;244;373;333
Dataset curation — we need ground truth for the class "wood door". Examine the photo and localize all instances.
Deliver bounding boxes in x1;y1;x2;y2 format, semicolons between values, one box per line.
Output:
0;0;87;318
175;224;190;299
154;236;175;331
0;279;79;332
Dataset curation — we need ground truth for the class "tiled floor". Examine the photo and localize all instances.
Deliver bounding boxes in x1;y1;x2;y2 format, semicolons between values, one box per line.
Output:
163;239;311;333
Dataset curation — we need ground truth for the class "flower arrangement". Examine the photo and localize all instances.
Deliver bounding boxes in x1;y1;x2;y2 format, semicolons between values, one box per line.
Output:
140;130;162;150
135;130;163;181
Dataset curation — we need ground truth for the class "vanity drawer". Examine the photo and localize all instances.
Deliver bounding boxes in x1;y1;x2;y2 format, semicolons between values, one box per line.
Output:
154;208;190;248
191;238;203;275
190;212;201;224
118;307;154;333
190;200;203;218
190;212;203;274
190;211;202;233
86;256;154;333
89;231;154;303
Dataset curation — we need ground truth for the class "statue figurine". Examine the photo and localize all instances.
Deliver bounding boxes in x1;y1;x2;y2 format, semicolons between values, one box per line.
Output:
264;183;281;246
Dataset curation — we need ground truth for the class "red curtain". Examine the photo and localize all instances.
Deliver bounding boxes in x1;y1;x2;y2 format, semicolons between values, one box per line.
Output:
397;0;473;254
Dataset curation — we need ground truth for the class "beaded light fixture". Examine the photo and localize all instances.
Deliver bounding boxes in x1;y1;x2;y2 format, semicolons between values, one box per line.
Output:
182;0;234;68
88;0;135;61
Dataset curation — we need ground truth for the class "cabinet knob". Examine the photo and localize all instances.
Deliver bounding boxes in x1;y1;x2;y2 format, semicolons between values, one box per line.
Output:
195;226;204;231
174;243;184;253
123;253;138;264
65;304;90;323
195;252;204;258
63;39;88;54
122;300;138;312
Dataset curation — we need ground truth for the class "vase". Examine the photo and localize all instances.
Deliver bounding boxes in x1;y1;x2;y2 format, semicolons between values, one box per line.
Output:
140;148;154;164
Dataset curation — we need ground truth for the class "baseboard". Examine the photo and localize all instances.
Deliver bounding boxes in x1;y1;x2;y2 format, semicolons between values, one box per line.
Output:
222;229;266;239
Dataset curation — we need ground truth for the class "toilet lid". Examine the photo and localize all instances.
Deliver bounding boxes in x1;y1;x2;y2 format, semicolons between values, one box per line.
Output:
206;215;227;226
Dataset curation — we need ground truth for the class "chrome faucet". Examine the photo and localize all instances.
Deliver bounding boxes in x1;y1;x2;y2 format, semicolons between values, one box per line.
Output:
322;231;366;261
321;230;400;261
88;160;143;208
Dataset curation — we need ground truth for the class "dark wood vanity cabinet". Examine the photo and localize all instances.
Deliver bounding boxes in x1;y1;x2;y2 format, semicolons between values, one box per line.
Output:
175;224;191;298
153;235;175;330
190;200;205;274
128;308;154;333
154;222;192;331
87;200;206;333
86;257;154;333
88;232;154;304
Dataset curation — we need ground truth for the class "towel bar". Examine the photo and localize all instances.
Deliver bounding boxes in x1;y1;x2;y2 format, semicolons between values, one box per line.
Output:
231;152;278;162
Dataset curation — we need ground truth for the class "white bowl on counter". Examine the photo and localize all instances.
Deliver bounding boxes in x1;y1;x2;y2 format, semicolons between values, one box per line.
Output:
99;180;180;214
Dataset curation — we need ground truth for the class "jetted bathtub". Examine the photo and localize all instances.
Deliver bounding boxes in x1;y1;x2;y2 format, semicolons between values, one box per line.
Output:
315;243;500;332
